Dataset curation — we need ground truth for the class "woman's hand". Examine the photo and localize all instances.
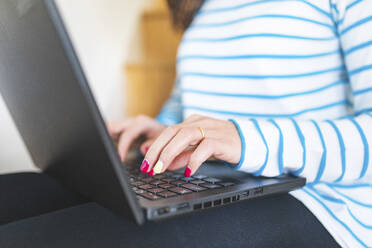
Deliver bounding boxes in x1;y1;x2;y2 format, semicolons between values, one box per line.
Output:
107;115;166;161
142;114;241;177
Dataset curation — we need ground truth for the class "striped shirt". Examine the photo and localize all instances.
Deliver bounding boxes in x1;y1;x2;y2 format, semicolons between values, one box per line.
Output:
157;0;372;247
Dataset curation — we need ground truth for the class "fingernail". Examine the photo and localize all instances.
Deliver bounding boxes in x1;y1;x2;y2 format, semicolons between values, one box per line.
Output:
153;160;163;174
148;169;154;177
184;166;192;178
140;159;149;173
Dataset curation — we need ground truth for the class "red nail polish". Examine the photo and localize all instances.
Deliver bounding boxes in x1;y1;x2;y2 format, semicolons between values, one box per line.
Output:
184;166;192;178
140;160;149;173
148;169;154;177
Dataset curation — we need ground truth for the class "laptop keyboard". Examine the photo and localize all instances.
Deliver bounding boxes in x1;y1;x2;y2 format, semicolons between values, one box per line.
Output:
128;168;235;201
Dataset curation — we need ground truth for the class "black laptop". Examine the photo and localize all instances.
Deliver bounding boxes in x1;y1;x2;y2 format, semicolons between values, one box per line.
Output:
0;0;305;225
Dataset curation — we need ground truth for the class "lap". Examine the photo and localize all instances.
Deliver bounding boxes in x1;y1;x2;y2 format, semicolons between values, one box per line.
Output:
0;173;339;248
0;172;86;224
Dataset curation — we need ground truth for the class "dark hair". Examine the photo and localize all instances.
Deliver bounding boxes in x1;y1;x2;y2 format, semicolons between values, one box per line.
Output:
166;0;205;30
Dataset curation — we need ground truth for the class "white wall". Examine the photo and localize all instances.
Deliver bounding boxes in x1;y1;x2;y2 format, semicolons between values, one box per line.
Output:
0;96;36;173
0;0;149;174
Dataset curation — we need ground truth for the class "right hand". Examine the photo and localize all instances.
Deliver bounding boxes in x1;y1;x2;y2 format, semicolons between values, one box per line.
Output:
106;115;166;162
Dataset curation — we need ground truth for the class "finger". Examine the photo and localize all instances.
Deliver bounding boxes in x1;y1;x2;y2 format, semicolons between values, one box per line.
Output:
167;148;194;171
106;120;133;140
140;139;155;155
148;126;203;175
117;125;147;161
143;125;181;173
185;138;214;177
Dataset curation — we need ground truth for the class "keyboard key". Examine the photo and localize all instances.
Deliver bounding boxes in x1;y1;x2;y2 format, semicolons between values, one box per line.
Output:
136;195;146;200
171;174;184;179
203;177;222;184
151;180;164;186
138;191;161;200
133;188;146;194
131;181;145;187
161;178;176;183
148;188;165;194
193;174;207;179
142;177;155;183
171;180;187;186
159;183;173;189
169;187;192;195
181;177;194;182
200;183;222;189
219;182;235;187
153;174;167;179
139;184;154;190
190;179;205;185
182;183;207;192
158;191;178;198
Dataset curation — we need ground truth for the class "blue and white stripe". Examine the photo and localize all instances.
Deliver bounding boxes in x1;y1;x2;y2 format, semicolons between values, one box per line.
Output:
157;0;372;247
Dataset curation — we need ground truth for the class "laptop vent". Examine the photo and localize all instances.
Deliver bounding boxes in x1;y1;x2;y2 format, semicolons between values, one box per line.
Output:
193;192;247;210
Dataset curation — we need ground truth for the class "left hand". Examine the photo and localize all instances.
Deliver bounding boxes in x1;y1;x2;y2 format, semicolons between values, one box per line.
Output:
141;114;242;177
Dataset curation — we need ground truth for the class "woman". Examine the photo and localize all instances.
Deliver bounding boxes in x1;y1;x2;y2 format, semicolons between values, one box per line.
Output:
1;1;370;247
107;0;372;247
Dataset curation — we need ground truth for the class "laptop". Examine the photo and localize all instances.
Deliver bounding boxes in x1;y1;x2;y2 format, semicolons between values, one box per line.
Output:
0;0;305;225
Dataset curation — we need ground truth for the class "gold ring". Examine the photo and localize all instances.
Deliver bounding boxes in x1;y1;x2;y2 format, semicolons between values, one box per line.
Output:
198;126;205;139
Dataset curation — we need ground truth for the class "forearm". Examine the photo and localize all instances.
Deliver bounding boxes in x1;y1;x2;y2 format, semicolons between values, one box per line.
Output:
231;112;372;183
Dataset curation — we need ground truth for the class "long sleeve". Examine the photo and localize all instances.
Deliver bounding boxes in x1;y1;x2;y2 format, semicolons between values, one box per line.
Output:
156;79;183;126
231;0;372;183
